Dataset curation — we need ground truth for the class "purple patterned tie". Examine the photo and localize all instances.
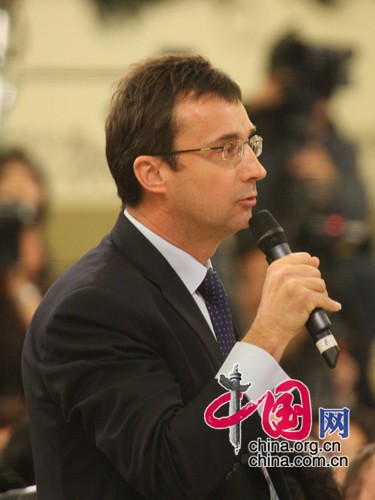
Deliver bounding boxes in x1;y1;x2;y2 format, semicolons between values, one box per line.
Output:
198;268;236;358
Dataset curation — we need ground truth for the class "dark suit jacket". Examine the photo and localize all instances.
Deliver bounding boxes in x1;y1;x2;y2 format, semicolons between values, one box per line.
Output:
22;213;291;499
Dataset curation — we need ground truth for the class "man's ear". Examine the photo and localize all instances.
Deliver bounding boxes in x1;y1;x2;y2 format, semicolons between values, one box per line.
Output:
133;155;167;195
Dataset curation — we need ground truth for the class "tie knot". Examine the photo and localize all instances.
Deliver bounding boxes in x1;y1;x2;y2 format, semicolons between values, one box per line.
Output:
198;268;227;303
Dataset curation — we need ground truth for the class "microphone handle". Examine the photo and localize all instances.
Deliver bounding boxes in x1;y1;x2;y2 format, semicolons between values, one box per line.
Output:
266;243;340;369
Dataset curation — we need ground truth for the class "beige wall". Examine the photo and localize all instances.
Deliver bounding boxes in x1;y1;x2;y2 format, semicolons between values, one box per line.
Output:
44;207;119;280
1;0;375;274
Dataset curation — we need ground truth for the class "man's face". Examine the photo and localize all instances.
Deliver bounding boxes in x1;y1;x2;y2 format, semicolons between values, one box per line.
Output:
164;94;266;243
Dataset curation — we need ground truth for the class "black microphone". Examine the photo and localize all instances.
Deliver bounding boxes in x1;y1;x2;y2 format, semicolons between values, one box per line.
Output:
249;209;340;369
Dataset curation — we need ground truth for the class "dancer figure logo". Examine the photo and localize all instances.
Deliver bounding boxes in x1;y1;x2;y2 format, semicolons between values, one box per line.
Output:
204;365;313;454
217;364;251;454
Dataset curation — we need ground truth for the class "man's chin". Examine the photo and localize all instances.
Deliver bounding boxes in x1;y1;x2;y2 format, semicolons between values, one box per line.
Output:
239;209;254;230
230;218;252;237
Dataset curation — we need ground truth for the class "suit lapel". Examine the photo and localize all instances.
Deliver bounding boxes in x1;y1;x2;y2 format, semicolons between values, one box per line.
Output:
110;213;224;370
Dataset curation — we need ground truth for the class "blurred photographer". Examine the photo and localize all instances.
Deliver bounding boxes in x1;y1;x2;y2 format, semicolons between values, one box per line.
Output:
246;31;369;259
239;32;375;409
0;149;47;397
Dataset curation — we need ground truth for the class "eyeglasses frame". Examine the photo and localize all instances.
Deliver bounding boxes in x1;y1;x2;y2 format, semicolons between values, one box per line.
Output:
148;134;263;162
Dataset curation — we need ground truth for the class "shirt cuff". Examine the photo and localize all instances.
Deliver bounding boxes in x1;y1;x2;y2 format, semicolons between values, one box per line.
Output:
216;342;290;402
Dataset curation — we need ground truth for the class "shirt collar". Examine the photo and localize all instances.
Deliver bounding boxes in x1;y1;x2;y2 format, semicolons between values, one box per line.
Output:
124;209;209;294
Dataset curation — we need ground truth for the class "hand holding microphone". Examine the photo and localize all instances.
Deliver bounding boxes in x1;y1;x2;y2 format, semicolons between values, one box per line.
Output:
247;209;341;368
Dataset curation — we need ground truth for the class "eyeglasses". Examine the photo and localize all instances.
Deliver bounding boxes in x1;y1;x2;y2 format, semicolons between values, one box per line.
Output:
150;135;263;163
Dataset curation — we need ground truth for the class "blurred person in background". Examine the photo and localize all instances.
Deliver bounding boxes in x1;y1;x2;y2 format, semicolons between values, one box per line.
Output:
230;31;375;410
311;410;375;487
0;149;48;491
343;442;375;499
0;397;25;457
1;417;35;487
0;148;48;397
0;400;34;493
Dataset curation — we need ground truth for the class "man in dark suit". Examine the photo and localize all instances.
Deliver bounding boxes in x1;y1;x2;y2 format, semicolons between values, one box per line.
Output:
22;54;342;499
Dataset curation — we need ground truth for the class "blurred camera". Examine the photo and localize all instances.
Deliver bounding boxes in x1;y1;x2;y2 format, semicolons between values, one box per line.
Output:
270;32;353;114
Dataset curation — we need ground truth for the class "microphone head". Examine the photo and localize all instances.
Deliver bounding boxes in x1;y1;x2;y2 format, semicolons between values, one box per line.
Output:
248;210;288;254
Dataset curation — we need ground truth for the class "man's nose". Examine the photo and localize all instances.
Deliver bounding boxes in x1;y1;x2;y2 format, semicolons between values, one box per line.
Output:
241;146;267;181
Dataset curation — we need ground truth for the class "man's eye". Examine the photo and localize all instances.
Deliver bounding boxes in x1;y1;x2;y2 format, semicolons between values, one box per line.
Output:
223;141;236;156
